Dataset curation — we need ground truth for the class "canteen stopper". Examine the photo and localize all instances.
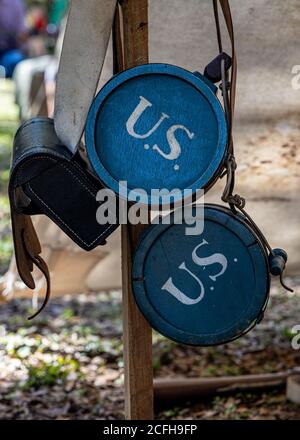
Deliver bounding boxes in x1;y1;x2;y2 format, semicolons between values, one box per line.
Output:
269;249;293;292
204;52;232;83
269;248;288;276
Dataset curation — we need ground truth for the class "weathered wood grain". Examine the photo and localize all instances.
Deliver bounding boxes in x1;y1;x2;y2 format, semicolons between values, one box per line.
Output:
154;372;290;402
117;0;154;421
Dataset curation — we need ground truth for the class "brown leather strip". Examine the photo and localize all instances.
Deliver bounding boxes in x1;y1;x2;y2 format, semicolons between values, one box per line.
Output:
26;255;51;320
219;0;237;122
10;210;38;289
22;219;51;319
10;201;50;318
113;4;125;74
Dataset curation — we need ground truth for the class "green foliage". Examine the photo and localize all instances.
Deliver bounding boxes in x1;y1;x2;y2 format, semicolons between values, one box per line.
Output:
0;81;18;272
162;407;181;419
62;308;75;320
212;396;239;419
24;357;81;389
281;326;297;340
0;128;14;192
0;196;12;272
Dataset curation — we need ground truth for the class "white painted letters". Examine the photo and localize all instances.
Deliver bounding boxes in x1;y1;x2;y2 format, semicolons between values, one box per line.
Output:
291;65;300;91
161;262;205;305
126;96;194;165
192;239;228;282
161;239;228;305
153;124;194;161
126;96;170;139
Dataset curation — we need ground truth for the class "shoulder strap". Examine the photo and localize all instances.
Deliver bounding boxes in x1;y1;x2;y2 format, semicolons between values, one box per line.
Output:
9;211;50;320
219;0;237;122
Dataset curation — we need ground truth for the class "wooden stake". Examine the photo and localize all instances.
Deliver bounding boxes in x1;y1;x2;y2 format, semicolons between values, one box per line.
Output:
118;0;154;420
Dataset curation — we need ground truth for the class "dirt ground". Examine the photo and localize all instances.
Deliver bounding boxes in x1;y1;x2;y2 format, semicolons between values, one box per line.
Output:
0;280;299;420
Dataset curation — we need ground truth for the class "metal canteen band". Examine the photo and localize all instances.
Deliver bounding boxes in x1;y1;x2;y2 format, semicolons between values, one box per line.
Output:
132;204;271;346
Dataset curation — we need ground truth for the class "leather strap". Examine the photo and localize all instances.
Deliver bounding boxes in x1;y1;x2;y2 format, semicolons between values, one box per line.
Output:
22;220;51;320
10;211;42;289
9;210;50;319
9;117;118;317
219;0;237;125
214;0;237;204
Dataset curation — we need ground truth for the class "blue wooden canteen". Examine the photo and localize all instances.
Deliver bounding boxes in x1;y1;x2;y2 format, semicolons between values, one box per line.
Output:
132;204;270;346
85;64;227;206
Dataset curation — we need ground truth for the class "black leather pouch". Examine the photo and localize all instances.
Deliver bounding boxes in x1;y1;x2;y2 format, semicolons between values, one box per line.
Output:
9;117;118;252
8;117;118;318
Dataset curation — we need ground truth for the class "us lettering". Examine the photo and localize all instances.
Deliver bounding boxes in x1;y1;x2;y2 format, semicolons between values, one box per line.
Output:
126;96;195;171
161;239;229;305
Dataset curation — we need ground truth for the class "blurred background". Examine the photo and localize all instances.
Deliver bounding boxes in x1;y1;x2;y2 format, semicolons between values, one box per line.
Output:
0;0;299;420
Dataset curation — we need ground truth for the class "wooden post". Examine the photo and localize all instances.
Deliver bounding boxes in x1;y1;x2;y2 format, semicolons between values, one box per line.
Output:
118;0;154;420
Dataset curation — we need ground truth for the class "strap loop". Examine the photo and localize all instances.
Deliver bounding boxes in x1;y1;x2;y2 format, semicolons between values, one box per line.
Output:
214;1;292;292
